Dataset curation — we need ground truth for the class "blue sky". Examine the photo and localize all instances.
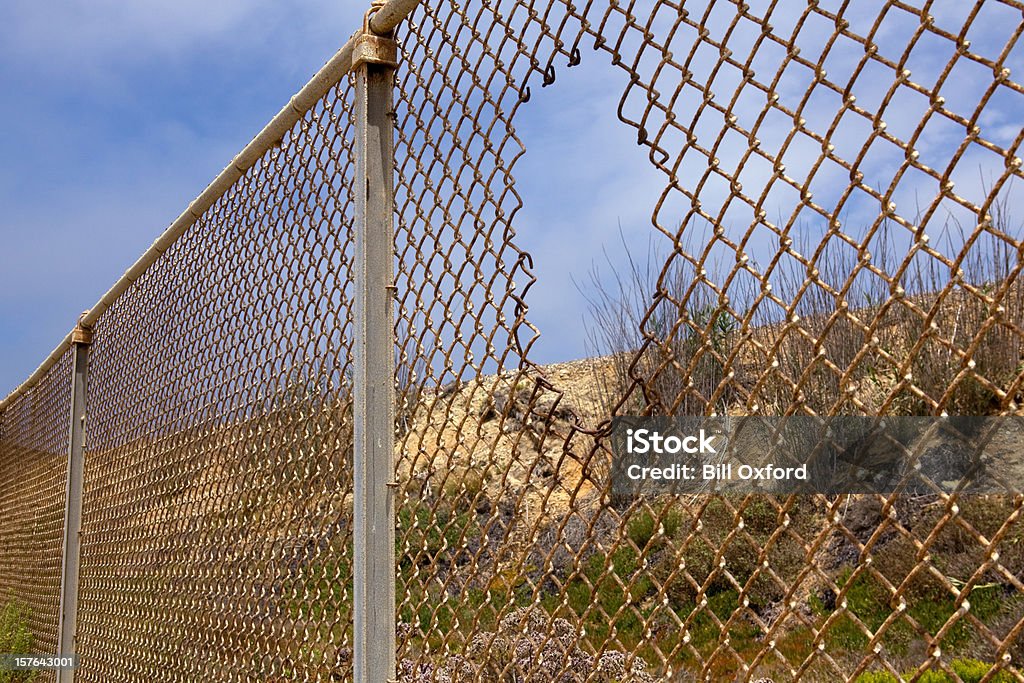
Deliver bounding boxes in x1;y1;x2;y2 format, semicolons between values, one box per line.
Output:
1;0;1021;398
0;0;655;396
0;1;366;397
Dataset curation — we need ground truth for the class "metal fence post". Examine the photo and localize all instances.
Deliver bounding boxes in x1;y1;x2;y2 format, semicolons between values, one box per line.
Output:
352;10;398;683
56;315;92;682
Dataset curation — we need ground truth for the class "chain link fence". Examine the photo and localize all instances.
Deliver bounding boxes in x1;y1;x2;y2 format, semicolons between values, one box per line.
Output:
72;76;360;681
0;350;73;682
1;0;1023;681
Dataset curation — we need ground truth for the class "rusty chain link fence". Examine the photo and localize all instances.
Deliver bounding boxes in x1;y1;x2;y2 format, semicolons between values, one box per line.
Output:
0;350;73;665
2;0;1023;681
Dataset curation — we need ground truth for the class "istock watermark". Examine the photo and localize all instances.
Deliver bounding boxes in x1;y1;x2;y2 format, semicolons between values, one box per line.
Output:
624;428;718;455
609;416;1024;496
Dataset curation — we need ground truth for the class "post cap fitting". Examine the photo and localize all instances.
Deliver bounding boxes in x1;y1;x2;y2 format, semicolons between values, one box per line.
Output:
71;311;94;346
353;6;399;69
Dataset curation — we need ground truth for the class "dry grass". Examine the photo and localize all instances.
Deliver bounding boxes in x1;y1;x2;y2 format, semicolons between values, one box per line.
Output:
580;199;1023;417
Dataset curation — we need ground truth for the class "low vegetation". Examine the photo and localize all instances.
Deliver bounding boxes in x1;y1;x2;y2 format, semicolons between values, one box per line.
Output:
0;601;37;683
854;657;1015;682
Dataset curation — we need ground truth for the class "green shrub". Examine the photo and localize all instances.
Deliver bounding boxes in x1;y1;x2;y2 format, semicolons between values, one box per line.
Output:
854;672;899;683
397;501;478;569
853;667;1013;683
626;509;658;550
0;601;32;652
0;601;36;683
915;671;952;683
951;658;1013;683
661;504;685;537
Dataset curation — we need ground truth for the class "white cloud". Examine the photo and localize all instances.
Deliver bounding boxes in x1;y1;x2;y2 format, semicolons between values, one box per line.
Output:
3;1;262;62
0;1;369;396
0;1;364;81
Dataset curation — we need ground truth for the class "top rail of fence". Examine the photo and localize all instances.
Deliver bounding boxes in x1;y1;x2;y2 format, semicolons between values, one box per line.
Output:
0;0;421;415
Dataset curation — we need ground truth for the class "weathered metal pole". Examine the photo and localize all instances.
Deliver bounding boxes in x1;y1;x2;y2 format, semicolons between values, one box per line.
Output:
352;9;398;683
56;315;92;682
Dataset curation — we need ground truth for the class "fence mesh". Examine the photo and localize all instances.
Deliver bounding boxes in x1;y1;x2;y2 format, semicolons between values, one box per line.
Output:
0;349;73;680
390;0;1024;681
72;78;359;682
1;0;1023;681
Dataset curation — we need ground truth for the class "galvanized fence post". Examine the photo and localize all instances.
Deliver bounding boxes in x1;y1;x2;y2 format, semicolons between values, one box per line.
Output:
352;9;398;683
56;315;92;682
